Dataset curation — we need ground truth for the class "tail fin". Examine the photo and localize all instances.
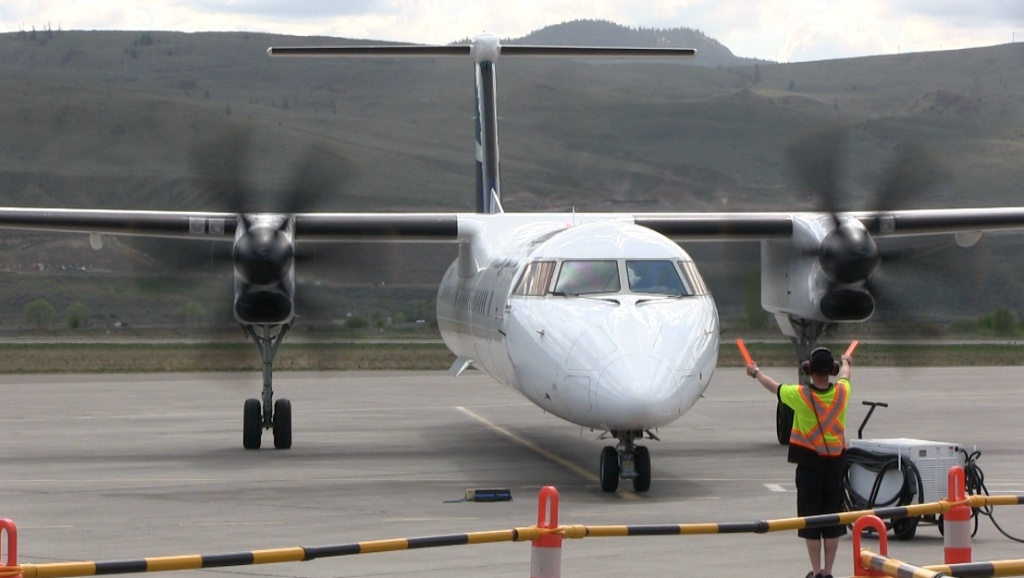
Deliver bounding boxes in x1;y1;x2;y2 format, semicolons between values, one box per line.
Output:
268;40;695;215
473;35;502;214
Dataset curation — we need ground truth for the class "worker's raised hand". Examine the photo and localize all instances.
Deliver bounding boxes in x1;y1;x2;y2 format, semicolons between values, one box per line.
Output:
746;363;759;378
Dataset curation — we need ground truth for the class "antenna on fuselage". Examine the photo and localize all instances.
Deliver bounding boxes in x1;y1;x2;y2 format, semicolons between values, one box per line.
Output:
267;39;696;215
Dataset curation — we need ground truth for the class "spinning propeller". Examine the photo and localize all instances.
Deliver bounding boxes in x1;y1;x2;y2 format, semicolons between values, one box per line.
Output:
785;125;952;321
182;125;358;325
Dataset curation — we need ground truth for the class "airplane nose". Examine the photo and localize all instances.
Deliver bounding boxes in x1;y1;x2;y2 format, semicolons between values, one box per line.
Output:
594;354;677;427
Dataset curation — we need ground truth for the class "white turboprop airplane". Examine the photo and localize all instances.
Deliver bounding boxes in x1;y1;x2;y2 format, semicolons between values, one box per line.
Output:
3;34;1024;493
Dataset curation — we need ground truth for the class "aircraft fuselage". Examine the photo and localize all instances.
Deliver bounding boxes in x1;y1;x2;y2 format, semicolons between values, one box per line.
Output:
437;216;719;432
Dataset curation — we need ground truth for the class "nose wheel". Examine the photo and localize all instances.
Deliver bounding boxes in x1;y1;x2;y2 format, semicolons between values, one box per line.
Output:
598;430;652;493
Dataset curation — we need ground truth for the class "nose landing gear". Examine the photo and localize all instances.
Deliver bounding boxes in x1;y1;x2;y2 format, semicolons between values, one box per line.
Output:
598;429;652;493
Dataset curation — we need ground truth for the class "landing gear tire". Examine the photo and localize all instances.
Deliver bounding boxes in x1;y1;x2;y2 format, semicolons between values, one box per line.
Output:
243;398;262;450
600;446;619;493
776;401;794;445
633;446;651;493
892;516;918;541
273;398;292;450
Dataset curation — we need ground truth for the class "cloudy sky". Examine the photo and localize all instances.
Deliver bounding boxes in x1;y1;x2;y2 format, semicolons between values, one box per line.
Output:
1;1;1022;62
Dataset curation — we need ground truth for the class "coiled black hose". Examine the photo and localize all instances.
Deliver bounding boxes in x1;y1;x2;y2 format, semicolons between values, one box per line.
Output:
962;449;1024;543
843;447;923;540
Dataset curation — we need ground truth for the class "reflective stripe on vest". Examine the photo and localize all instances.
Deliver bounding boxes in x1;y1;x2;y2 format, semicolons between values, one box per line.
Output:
788;382;848;456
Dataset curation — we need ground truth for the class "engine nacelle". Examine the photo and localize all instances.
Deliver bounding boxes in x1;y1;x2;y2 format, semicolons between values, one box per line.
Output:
233;215;296;325
761;214;875;325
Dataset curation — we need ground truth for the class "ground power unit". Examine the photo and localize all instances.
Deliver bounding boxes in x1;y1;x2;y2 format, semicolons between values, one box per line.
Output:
846;438;965;539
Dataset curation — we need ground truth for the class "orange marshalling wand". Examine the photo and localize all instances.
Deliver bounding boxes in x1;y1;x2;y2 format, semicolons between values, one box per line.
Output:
845;340;859;356
736;339;753;365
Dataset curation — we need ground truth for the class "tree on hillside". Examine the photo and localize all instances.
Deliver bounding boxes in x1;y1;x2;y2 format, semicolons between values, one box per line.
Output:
25;298;56;329
183;301;206;326
66;301;91;329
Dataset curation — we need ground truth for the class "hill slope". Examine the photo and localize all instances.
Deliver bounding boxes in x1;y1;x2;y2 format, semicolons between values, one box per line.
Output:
0;26;1022;327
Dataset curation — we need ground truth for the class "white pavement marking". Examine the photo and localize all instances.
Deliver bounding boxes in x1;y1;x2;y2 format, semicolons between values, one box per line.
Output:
764;483;792;492
177;521;284;527
454;406;641;501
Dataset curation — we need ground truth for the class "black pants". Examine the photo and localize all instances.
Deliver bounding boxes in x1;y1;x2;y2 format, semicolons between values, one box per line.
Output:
795;460;847;540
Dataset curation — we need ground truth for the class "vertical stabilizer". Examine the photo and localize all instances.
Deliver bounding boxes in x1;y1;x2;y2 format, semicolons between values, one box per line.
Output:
472;34;502;214
268;40;694;216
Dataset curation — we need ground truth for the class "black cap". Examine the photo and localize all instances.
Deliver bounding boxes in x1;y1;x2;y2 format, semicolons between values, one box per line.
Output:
809;348;835;375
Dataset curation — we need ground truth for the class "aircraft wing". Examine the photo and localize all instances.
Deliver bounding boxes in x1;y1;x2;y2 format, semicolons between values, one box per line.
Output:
0;209;460;241
2;207;1024;243
633;208;1024;240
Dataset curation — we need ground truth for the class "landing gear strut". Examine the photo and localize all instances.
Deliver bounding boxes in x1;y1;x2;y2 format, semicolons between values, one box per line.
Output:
776;317;832;445
242;322;292;450
599;430;653;493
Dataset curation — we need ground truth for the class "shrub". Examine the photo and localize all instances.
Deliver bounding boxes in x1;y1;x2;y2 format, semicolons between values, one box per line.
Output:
949;319;977;333
992;307;1016;334
66;301;91;329
183;301;206;326
25;298;56;329
346;314;368;329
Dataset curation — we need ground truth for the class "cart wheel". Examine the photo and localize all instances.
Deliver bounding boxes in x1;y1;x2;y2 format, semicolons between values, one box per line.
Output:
893;516;919;540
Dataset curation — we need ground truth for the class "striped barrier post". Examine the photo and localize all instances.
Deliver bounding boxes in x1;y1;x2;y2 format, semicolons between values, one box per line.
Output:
0;519;19;578
530;486;561;578
945;466;971;564
852;515;888;577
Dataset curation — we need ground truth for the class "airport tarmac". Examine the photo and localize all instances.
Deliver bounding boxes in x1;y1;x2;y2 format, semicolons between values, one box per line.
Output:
1;367;1023;578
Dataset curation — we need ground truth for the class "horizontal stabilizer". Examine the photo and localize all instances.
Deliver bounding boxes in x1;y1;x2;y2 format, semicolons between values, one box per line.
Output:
269;45;695;59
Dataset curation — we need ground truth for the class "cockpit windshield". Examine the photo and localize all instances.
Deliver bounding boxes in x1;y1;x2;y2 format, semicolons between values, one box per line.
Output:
554;260;620;295
510;258;708;298
626;260;688;295
512;261;556;296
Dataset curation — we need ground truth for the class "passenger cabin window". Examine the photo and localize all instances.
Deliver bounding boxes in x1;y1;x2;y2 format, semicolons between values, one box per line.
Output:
554;260;620;295
626;260;688;295
513;261;556;296
679;260;709;296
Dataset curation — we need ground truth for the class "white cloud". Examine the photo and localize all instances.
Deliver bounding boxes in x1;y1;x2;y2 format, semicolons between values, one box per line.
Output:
778;11;895;62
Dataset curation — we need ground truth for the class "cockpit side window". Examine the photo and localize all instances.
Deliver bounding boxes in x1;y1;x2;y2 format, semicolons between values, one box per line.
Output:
512;261;556;296
626;260;688;295
554;260;620;295
678;260;709;296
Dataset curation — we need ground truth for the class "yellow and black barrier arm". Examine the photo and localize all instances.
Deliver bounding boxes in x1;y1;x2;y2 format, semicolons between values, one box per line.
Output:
860;549;950;578
925;559;1024;578
569;495;1024;539
4;495;1022;578
9;527;546;578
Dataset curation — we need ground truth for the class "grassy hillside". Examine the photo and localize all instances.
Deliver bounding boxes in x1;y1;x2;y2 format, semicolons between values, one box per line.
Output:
0;26;1022;331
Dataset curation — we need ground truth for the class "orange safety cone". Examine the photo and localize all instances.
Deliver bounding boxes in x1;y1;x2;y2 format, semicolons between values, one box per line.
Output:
0;519;19;578
530;487;561;578
944;466;972;564
852;515;888;577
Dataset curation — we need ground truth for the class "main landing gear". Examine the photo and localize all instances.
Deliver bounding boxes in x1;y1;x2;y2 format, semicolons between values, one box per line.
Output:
776;317;830;445
242;323;292;450
599;430;653;493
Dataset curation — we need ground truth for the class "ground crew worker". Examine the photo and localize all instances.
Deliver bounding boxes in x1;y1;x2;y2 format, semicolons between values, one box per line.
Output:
747;347;852;578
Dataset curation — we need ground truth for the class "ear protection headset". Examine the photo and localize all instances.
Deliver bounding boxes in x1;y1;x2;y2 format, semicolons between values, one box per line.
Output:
800;347;840;376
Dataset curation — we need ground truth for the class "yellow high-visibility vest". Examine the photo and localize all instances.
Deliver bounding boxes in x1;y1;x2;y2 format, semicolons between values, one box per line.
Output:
780;378;850;456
